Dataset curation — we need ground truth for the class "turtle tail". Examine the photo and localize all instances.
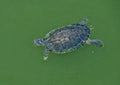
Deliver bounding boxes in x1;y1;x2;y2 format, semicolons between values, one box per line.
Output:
34;39;45;46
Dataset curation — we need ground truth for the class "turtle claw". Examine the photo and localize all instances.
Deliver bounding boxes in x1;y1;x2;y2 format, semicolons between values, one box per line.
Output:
43;56;48;61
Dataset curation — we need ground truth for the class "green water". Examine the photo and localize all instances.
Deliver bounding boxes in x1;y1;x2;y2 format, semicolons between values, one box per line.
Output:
0;0;120;85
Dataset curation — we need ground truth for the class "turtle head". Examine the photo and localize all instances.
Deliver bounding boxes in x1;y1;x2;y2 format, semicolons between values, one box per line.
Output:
34;39;45;46
86;39;104;48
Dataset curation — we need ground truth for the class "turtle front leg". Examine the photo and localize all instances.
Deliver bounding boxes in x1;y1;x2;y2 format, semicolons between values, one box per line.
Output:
80;19;88;25
86;38;104;47
43;49;49;61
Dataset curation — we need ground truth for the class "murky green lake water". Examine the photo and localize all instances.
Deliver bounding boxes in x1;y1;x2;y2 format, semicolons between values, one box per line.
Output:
0;0;120;85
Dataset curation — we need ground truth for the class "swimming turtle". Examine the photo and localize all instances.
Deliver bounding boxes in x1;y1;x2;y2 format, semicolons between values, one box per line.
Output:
34;19;103;60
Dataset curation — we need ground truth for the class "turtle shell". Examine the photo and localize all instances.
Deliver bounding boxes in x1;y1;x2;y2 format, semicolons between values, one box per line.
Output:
45;24;90;53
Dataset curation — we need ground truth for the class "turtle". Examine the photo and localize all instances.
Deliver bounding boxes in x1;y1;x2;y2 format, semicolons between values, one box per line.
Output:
34;19;103;60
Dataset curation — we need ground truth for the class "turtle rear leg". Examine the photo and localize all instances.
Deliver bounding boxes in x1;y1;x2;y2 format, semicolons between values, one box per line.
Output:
86;38;104;47
43;49;49;61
